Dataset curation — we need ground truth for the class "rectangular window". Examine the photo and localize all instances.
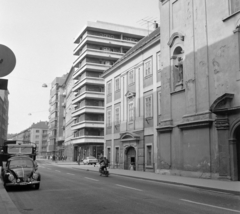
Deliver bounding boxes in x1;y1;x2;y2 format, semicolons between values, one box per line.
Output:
128;70;134;84
147;145;152;165
116;147;119;164
144;59;152;77
107;81;112;95
115;107;120;125
115;77;120;91
107;148;111;162
229;0;240;14
35;141;39;144
128;102;134;122
158;92;161;115
145;96;152;118
107;109;111;127
35;135;39;139
157;52;161;71
36;130;39;133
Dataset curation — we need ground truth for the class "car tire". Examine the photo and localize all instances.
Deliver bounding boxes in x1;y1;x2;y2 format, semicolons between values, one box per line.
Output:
34;183;40;190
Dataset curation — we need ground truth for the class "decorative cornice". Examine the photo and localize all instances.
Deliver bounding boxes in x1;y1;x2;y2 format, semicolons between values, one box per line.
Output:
120;131;140;142
210;93;234;114
125;91;136;98
156;125;174;132
215;118;229;130
177;119;213;130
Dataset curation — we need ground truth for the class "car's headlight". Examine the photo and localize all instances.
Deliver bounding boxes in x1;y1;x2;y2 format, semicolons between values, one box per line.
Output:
32;173;39;180
8;173;16;182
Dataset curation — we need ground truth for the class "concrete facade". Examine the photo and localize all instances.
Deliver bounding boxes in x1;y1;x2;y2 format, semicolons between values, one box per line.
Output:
71;21;149;162
102;27;160;171
158;0;240;180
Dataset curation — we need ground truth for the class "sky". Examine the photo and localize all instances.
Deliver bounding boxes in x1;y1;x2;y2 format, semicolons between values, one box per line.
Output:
1;0;160;134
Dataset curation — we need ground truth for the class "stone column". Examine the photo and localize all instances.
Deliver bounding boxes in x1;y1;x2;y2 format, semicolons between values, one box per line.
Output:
229;138;237;181
215;117;231;180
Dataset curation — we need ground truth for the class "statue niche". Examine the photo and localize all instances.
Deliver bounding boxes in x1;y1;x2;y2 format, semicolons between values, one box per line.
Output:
172;46;184;91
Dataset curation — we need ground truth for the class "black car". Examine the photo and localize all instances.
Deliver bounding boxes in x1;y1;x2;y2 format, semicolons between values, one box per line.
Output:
1;155;41;191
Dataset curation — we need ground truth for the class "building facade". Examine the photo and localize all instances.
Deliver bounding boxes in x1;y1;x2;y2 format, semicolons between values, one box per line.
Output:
158;0;240;180
70;21;149;161
47;74;67;157
102;27;160;171
0;90;9;146
12;121;48;155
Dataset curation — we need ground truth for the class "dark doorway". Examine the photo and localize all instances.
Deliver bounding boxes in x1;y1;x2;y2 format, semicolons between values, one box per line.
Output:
124;147;136;170
235;126;240;181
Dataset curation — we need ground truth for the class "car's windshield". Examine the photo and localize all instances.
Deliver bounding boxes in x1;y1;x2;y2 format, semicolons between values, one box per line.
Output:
9;159;33;169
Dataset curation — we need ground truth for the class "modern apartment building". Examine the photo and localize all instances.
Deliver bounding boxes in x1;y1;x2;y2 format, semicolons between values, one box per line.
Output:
70;21;149;161
47;74;67;158
158;0;240;180
102;27;160;171
0;90;9;146
11;121;48;155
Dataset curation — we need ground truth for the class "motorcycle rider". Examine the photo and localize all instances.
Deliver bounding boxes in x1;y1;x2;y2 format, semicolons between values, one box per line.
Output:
99;157;109;173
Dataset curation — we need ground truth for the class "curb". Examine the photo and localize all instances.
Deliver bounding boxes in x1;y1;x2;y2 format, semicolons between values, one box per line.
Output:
0;180;21;214
71;167;240;196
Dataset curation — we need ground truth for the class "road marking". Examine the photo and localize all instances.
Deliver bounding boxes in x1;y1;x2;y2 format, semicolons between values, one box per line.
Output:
67;173;75;175
84;177;99;181
197;189;234;196
55;170;61;172
116;184;143;192
180;199;240;213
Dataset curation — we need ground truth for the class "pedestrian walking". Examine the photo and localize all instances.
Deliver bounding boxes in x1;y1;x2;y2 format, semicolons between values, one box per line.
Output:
77;154;81;165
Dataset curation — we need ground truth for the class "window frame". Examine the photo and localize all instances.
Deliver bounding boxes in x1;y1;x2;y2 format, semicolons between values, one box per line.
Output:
158;92;161;115
145;95;153;118
144;58;152;78
115;107;120;125
128;69;135;85
115;147;120;164
229;0;240;15
107;109;112;127
146;144;153;167
107;81;112;95
128;101;134;122
115;77;120;92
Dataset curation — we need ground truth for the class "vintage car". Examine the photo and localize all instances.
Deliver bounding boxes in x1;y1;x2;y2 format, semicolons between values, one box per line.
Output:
1;155;40;191
82;156;98;165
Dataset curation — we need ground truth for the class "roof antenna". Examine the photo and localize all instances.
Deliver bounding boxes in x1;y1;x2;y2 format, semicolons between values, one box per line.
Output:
137;17;159;35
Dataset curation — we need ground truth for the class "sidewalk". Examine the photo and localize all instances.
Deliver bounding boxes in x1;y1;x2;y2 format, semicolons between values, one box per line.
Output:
53;160;240;195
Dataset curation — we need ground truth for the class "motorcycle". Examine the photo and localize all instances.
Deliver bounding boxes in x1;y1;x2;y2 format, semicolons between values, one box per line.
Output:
99;167;109;177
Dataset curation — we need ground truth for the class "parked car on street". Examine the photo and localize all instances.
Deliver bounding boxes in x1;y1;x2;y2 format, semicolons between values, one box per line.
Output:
82;156;98;165
1;155;41;191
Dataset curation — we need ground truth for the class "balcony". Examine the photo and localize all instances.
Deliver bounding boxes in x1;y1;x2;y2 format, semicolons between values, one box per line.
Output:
73;34;138;56
71;135;104;144
73;62;111;80
72;77;104;92
72;106;104;117
71;120;104;130
72;91;104;104
73;48;123;68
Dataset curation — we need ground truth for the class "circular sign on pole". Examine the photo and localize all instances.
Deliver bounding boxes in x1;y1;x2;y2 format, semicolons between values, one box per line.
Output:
0;44;16;77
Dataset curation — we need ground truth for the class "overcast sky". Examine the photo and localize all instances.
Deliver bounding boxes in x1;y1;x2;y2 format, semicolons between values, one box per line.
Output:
1;0;160;134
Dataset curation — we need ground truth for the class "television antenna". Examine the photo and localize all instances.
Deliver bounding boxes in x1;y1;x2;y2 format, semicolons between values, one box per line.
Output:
137;17;159;35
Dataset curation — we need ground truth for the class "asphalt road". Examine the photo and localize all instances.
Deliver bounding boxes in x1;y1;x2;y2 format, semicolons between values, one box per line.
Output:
6;160;240;214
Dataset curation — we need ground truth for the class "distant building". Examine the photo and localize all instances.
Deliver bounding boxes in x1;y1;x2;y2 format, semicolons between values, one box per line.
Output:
47;74;67;157
69;21;149;162
102;27;160;171
11;121;48;155
0;90;9;146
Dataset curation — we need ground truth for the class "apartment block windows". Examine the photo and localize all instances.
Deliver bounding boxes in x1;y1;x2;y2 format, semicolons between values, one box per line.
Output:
115;77;120;91
115;107;120;125
107;109;112;127
107;81;112;95
144;59;152;77
128;69;134;85
145;96;153;118
128;102;134;122
115;147;119;165
146;145;152;166
158;92;161;115
229;0;240;15
36;130;39;133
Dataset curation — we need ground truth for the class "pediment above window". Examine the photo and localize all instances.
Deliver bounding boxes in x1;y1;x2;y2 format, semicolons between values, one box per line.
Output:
125;91;136;98
210;93;234;114
120;132;140;142
168;32;185;48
